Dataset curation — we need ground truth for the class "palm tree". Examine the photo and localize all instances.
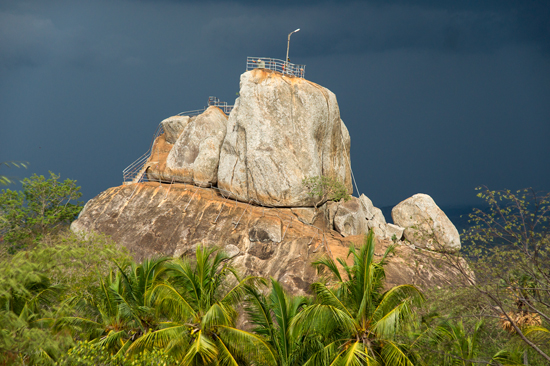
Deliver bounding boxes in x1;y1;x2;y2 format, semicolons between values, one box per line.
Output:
427;319;484;366
128;245;277;365
291;230;424;365
54;257;169;356
245;277;322;365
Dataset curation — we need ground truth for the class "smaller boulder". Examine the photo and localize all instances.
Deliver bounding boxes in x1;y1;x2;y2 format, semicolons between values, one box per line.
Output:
359;194;377;220
392;194;461;252
385;223;404;242
366;206;387;239
332;197;368;237
161;115;190;144
166;107;228;187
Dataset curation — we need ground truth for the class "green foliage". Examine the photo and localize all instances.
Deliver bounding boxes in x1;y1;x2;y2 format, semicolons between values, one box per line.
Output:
55;256;169;356
55;341;177;365
302;175;350;207
127;245;273;365
0;231;131;365
292;230;424;365
460;187;550;363
0;310;73;366
245;278;316;366
0;172;83;251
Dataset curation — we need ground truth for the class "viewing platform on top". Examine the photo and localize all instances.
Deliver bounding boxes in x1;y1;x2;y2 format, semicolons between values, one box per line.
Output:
246;57;306;78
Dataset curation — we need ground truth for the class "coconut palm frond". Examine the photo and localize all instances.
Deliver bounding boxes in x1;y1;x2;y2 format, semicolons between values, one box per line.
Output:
151;282;196;321
353;231;385;321
492;348;525;365
371;300;412;340
110;289;143;329
431;319;484;363
330;340;375;366
165;258;202;307
243;284;274;338
311;282;353;317
524;325;550;335
114;336;134;358
218;325;278;366
52;316;103;335
380;339;415;366
370;284;424;325
202;302;233;329
140;257;169;291
291;303;355;338
298;341;338;366
94;329;128;352
523;325;550;344
216;335;241;366
127;324;189;355
34;346;56;365
313;256;344;282
220;275;266;307
181;330;218;365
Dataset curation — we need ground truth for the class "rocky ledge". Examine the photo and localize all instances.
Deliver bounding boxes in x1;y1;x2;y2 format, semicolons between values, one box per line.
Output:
72;183;468;294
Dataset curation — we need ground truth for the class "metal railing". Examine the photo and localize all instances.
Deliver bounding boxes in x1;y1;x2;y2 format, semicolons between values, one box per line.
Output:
122;123;165;184
123;96;233;184
246;57;306;78
177;96;233;117
207;96;233;114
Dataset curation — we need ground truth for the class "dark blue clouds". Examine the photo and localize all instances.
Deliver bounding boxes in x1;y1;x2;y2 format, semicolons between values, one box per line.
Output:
1;0;548;208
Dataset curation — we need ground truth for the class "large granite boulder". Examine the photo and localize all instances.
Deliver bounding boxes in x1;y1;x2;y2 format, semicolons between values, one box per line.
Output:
72;183;469;293
218;69;352;207
161;115;190;144
392;193;461;252
149;106;228;187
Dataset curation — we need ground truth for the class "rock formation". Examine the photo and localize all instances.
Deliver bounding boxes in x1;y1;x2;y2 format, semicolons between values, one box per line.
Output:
217;69;352;207
325;194;402;242
71;183;468;293
73;68;467;295
147;107;228;187
161;115;190;144
392;193;461;252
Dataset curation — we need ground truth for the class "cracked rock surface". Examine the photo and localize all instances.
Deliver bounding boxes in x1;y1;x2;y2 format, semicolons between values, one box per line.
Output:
72;183;468;294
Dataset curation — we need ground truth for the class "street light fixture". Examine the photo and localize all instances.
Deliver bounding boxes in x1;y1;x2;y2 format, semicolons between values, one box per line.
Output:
285;28;300;73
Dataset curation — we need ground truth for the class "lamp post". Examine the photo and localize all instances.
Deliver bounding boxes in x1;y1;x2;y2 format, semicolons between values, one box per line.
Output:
285;28;300;74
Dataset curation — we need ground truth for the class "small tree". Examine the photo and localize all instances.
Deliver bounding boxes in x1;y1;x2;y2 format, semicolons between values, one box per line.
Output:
452;187;550;363
302;175;350;208
0;172;83;251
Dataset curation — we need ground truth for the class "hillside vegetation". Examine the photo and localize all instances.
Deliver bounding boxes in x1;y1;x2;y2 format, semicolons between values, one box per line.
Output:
0;171;548;365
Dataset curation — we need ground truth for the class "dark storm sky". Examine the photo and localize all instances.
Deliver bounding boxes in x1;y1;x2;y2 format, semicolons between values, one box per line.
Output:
1;0;549;208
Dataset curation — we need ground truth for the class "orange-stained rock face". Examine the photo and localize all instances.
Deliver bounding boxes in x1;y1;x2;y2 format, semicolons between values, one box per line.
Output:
217;69;352;207
72;183;469;295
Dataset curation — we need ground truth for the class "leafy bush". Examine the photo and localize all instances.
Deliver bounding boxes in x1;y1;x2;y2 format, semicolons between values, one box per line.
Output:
0;172;83;251
302;175;350;207
0;231;131;365
55;341;177;366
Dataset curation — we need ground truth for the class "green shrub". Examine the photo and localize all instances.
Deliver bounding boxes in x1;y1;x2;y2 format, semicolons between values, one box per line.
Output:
0;172;83;252
302;175;350;207
55;341;177;366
